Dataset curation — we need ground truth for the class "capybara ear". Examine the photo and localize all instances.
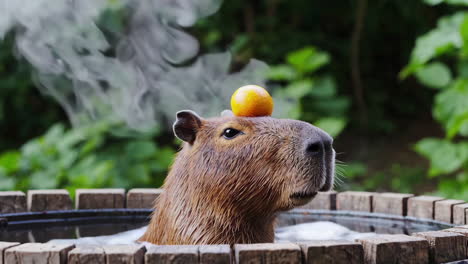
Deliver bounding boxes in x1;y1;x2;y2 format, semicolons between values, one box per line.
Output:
221;110;234;117
173;110;203;144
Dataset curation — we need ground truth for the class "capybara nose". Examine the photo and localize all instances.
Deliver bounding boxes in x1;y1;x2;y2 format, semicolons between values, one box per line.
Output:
305;132;333;156
305;140;324;155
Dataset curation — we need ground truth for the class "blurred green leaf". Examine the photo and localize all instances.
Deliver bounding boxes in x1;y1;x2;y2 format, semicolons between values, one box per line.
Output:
268;65;297;81
434;79;468;137
203;31;221;47
57;151;79;169
447;112;468;138
450;0;468;5
283;79;314;99
287;104;302;120
314;117;347;137
340;162;367;179
415;62;452;89
423;0;468;5
44;124;66;143
389;164;426;193
312;96;351;116
461;121;468;136
423;0;444;5
414;138;468;176
0;169;15;191
126;164;150;186
460;15;468;52
437;170;468;200
230;34;249;54
287;47;330;74
457;60;468;78
30;171;57;189
309;76;337;97
152;147;175;171
0;151;20;173
125;140;157;160
99;8;125;34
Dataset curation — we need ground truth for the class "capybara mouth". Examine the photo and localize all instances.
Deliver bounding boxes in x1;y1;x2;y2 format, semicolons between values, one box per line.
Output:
290;191;318;200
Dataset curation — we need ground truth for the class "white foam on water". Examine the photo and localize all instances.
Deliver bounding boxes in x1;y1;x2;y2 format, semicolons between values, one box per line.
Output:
275;221;376;242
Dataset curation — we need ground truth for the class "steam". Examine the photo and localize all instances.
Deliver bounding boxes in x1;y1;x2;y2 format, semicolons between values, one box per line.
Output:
0;0;279;131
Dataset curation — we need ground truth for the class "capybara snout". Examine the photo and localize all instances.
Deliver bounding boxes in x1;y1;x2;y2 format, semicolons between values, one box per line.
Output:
300;123;335;192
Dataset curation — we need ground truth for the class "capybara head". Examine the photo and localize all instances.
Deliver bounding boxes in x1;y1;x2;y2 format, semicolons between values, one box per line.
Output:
141;110;335;244
172;110;334;209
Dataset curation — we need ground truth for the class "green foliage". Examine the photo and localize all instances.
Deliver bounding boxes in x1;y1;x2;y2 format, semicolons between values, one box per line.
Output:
424;0;468;6
415;62;453;89
0;123;174;194
286;47;330;74
340;162;426;194
415;138;468;177
434;79;468;138
403;2;468;198
401;12;465;78
269;47;350;137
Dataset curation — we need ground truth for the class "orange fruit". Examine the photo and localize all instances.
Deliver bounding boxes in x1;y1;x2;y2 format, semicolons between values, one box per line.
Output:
231;85;274;117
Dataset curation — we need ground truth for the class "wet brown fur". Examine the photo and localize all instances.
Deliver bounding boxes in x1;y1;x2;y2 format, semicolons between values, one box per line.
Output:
140;115;333;245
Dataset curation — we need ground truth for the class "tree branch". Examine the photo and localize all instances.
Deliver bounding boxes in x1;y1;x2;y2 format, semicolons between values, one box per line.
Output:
350;0;368;126
244;4;255;37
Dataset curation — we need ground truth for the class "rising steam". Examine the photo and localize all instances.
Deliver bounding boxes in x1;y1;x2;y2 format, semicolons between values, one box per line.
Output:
0;0;282;131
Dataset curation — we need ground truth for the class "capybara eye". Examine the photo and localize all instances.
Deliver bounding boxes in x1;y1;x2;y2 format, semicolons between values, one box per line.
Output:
222;128;242;139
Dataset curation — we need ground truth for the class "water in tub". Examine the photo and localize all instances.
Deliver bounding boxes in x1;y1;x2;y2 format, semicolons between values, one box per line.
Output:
47;221;376;246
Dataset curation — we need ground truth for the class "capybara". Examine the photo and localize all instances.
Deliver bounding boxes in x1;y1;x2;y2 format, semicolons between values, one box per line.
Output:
140;110;335;244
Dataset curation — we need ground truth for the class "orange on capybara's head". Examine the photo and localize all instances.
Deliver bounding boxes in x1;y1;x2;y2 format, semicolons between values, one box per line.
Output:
140;110;335;245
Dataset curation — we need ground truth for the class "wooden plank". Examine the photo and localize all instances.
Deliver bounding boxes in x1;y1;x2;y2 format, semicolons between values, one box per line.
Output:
104;245;145;264
413;231;466;264
0;242;20;264
145;245;198;264
299;240;363;264
442;228;468;257
199;245;231;264
27;189;73;212
435;200;465;223
126;189;162;209
407;196;444;220
300;191;337;210
68;246;105;264
234;243;301;264
357;234;429;264
442;228;468;236
372;192;414;216
454;204;468;225
336;191;374;212
76;189;125;209
0;191;26;214
5;243;75;264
